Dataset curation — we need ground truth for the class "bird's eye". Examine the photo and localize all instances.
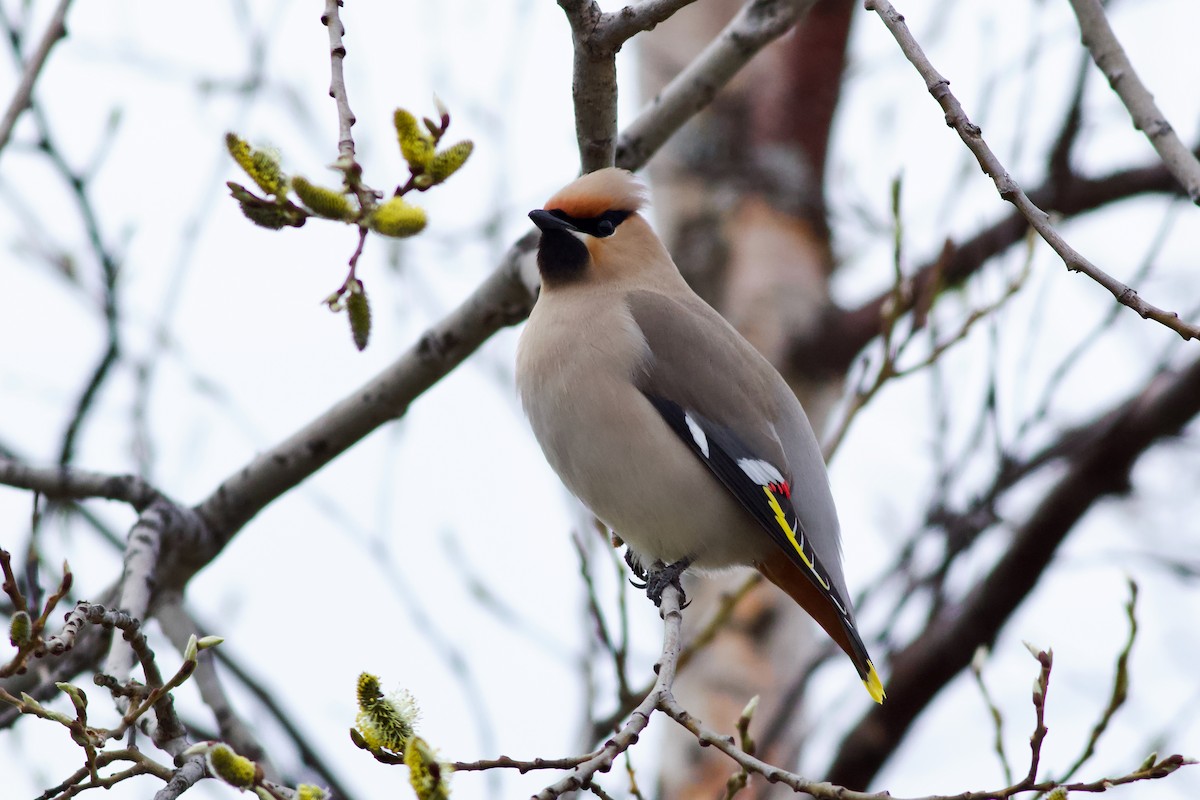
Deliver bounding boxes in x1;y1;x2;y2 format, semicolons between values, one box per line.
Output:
593;210;629;237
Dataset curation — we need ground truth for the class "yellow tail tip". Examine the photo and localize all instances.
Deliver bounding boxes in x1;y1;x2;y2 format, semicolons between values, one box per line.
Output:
863;662;886;704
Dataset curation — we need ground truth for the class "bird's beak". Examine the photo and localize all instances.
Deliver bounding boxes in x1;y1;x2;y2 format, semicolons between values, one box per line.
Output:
529;209;578;233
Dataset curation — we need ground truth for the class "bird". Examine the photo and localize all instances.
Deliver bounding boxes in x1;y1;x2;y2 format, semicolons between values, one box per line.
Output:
515;167;884;704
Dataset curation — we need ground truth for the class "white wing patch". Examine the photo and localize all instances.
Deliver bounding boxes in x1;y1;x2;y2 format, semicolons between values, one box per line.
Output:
684;413;710;458
737;457;784;486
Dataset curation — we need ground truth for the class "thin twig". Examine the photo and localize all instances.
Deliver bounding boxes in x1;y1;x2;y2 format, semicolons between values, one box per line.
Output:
865;0;1200;341
0;0;72;160
571;530;633;704
971;647;1014;786
1053;579;1139;786
1067;0;1200;203
320;0;355;164
450;754;597;773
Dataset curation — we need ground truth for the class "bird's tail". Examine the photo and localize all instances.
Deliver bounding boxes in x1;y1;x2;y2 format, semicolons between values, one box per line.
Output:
756;551;885;704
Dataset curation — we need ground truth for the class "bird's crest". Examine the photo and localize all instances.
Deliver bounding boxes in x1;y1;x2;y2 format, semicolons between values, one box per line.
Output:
544;168;647;219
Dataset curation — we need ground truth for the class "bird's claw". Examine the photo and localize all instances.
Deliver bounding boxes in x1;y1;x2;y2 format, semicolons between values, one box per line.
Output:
624;548;648;582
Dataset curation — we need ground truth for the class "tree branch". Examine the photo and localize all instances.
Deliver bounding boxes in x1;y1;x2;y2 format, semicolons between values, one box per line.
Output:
865;0;1200;341
0;458;163;511
1067;0;1200;203
559;0;619;171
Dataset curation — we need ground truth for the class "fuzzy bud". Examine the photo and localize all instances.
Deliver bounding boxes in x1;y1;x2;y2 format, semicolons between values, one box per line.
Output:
428;141;473;184
227;182;307;230
292;176;355;221
55;682;87;712
433;93;450;125
9;611;31;646
394;109;435;172
226;133;286;197
206;743;259;790
405;736;451;800
369;197;427;238
354;673;419;755
197;635;225;651
346;281;371;351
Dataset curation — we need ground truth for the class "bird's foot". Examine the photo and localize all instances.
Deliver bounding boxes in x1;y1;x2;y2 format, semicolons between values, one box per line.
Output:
644;557;692;608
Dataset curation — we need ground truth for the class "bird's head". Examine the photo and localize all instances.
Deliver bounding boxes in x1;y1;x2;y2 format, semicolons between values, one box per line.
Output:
529;168;671;288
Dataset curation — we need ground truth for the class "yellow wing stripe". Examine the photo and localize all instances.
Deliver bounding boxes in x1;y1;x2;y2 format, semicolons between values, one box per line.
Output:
762;486;830;591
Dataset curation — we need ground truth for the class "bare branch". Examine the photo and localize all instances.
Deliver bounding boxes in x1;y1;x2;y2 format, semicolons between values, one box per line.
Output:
102;509;167;692
451;754;596;773
865;0;1200;341
594;1;701;50
0;0;72;160
320;0;356;163
0;457;163;511
616;0;814;171
1068;0;1200;203
153;756;207;800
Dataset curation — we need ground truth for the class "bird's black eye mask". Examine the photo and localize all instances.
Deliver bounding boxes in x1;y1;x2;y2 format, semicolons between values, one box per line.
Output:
548;208;631;238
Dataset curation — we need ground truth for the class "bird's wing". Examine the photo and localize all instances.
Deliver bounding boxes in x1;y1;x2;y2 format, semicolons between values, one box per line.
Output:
641;393;844;607
627;290;883;701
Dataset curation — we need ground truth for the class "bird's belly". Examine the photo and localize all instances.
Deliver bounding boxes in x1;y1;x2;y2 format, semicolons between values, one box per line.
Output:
525;374;768;570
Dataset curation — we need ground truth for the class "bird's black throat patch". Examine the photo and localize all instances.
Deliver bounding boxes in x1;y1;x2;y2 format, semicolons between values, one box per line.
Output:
536;228;590;286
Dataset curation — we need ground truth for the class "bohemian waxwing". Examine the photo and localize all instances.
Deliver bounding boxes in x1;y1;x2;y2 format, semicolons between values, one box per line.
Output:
516;168;884;703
